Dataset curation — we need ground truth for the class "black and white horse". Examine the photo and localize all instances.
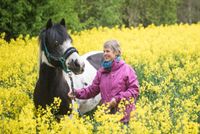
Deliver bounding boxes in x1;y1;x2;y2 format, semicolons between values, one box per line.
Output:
34;19;102;115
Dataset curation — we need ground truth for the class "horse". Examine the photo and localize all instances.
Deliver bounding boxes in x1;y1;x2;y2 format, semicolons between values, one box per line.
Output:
34;18;103;116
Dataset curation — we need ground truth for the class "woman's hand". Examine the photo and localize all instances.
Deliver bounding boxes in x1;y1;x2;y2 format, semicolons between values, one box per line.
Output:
68;91;76;99
109;98;117;108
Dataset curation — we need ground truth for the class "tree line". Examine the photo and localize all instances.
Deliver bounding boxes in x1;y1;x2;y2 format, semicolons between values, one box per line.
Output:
0;0;200;40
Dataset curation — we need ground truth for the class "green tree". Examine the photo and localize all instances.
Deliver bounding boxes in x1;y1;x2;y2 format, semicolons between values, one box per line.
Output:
177;0;200;23
75;0;124;29
95;0;124;27
3;0;200;40
32;0;81;33
122;0;179;27
0;0;81;40
0;0;33;40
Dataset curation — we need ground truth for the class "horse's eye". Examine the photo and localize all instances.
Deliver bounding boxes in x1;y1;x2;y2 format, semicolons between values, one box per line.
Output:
55;41;59;47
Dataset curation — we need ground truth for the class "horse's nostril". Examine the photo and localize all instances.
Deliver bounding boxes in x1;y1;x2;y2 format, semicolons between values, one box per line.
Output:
75;59;80;68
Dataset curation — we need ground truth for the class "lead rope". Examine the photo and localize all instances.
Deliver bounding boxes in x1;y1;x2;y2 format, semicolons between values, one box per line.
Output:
68;72;77;118
68;72;76;101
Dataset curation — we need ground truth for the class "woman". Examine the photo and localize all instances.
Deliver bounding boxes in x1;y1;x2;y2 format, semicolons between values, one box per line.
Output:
68;40;139;123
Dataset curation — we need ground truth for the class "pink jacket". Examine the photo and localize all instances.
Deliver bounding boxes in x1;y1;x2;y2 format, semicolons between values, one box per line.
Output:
75;59;139;123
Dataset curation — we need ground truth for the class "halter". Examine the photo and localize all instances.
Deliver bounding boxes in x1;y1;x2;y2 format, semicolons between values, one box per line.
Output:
41;36;78;73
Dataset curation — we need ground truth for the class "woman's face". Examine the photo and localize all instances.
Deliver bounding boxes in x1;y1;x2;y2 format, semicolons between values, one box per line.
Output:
103;47;116;61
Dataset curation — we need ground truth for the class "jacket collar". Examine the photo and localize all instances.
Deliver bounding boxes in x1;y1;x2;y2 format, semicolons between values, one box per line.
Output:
100;59;125;73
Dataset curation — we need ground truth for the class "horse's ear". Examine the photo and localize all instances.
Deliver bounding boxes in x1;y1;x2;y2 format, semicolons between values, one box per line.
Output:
60;18;65;27
46;19;53;29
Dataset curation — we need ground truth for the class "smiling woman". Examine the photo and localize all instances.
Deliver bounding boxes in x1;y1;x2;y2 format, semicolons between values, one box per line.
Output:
68;39;140;124
103;40;121;61
102;40;121;71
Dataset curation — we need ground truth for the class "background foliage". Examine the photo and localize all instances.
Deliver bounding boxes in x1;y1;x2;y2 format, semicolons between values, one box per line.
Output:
1;0;200;40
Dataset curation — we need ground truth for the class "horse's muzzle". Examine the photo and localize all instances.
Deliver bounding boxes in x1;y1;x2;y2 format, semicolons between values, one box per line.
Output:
68;59;85;74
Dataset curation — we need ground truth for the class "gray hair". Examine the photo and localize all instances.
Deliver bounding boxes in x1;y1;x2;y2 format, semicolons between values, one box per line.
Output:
103;40;121;56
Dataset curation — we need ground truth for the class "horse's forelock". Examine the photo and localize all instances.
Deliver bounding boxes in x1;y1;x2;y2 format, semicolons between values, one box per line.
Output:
39;24;71;48
47;24;70;45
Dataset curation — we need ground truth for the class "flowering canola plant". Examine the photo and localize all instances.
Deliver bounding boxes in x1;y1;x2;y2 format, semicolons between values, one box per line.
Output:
0;24;199;134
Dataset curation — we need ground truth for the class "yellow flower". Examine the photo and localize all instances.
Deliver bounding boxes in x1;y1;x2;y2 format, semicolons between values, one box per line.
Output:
0;23;200;133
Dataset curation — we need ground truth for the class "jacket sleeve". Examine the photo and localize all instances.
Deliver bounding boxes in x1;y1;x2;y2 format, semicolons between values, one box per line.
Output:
114;66;139;103
75;71;101;99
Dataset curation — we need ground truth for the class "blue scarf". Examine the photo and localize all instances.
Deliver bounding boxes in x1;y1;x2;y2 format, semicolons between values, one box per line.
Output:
101;56;121;71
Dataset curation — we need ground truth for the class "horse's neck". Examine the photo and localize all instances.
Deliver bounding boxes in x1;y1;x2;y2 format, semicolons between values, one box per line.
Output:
38;63;63;88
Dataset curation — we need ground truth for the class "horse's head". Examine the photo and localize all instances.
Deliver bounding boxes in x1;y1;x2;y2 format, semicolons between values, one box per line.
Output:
39;19;85;74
